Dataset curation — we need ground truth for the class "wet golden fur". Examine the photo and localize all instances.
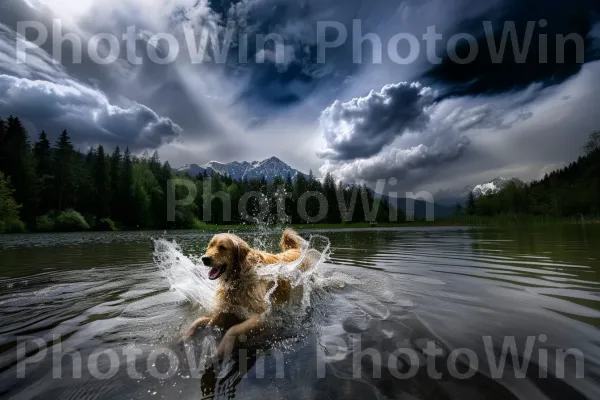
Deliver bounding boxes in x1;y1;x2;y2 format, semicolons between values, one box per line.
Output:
182;229;307;355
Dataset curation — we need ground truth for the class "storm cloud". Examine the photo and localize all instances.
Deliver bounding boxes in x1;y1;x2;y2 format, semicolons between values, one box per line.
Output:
425;0;600;96
320;135;470;182
0;22;182;150
318;82;436;161
0;74;182;149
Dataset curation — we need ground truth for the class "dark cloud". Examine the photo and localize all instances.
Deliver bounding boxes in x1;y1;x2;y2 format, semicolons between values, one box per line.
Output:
425;0;600;96
0;74;182;150
318;82;436;161
193;0;391;110
0;24;182;150
320;135;470;182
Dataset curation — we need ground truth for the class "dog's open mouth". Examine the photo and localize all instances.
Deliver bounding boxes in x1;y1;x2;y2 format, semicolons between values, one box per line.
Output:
208;264;226;280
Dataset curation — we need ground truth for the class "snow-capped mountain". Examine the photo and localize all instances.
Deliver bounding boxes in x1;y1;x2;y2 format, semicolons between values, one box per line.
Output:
176;157;309;182
436;176;522;204
202;161;250;180
175;164;205;177
471;176;513;197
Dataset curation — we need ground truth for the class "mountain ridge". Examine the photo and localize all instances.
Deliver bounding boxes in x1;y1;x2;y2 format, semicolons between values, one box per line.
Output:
175;156;309;182
176;156;456;219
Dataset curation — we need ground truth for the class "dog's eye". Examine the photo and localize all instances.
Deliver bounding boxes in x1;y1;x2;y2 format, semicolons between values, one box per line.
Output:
218;245;226;251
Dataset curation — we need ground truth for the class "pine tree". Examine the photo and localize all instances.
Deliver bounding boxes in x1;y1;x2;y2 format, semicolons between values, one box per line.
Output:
119;147;134;225
34;131;52;175
0;118;7;173
269;176;286;224
293;173;308;223
53;130;76;211
110;146;121;218
74;149;94;216
361;184;377;222
323;172;340;223
33;131;54;214
156;160;173;227
3;116;37;224
93;145;111;218
584;130;600;155
284;173;294;224
149;150;161;175
467;191;477;215
352;184;365;222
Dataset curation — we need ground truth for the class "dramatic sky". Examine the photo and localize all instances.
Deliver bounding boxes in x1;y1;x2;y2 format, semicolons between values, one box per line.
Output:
1;0;599;196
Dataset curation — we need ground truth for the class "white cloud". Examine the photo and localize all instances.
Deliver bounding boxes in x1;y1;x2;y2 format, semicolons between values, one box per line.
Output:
317;82;436;160
320;136;470;182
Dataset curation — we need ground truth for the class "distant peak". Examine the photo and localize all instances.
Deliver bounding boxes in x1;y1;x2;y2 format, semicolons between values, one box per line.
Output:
177;163;200;169
178;156;308;182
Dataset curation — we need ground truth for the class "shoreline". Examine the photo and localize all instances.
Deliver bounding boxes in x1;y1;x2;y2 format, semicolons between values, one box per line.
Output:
3;217;599;234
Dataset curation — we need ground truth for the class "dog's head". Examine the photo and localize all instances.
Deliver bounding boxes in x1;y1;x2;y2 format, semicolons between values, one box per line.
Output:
201;233;250;281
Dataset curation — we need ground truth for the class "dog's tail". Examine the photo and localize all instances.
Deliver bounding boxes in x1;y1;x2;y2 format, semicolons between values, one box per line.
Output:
280;229;305;251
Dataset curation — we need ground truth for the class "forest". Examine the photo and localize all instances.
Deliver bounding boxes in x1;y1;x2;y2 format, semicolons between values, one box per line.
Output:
463;130;600;219
3;114;598;233
0;116;395;232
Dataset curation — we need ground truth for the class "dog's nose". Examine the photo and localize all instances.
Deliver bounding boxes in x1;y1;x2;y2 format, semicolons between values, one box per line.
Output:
201;256;212;266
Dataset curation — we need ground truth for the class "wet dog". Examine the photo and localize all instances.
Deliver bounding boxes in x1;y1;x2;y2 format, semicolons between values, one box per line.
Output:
182;229;308;356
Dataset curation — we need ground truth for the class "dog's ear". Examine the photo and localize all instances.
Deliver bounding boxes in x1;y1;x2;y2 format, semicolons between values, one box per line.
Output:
234;238;250;268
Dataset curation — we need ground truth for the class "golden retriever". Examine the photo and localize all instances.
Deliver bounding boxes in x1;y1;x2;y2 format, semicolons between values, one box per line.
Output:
182;229;308;356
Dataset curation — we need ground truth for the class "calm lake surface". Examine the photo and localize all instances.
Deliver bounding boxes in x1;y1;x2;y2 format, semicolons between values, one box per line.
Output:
1;227;599;399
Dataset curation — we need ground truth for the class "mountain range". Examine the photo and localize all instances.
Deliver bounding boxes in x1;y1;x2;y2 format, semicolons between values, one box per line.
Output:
175;157;309;182
175;157;458;218
175;158;520;219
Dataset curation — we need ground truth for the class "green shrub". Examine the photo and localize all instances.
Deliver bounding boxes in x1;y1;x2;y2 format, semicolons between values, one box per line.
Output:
0;219;26;233
95;217;117;231
0;172;25;233
9;219;26;233
54;209;90;232
36;215;55;232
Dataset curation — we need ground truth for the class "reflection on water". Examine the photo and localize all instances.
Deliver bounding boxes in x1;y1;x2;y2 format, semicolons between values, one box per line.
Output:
0;227;599;399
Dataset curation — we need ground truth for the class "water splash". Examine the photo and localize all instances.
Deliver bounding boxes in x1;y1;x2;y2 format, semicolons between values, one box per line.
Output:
257;234;332;314
153;239;217;310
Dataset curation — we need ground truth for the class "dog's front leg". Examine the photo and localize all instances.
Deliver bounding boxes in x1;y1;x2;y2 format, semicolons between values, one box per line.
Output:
181;316;213;341
182;313;237;342
216;315;262;357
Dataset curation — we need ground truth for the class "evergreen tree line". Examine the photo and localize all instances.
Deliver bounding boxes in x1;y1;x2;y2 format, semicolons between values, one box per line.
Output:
173;169;397;227
0;115;396;232
463;131;600;218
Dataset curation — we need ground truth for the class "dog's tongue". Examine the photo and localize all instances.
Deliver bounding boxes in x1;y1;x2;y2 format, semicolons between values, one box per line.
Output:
208;266;223;280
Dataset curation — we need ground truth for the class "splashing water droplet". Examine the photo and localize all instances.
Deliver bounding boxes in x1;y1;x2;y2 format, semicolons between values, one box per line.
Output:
153;239;217;310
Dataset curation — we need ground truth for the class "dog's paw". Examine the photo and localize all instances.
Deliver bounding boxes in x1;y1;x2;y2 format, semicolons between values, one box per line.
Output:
178;331;194;345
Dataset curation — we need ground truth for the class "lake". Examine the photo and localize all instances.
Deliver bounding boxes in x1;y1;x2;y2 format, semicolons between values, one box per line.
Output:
1;227;599;399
